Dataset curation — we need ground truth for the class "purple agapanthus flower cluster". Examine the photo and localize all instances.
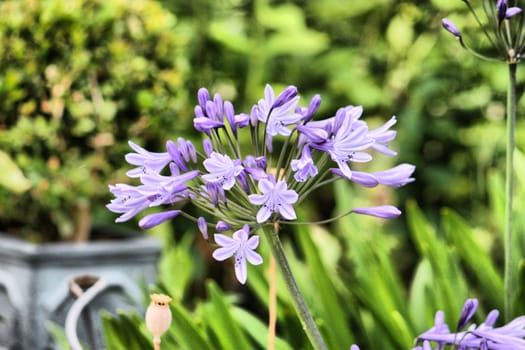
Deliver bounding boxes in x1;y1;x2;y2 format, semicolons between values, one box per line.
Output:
442;0;524;62
107;84;415;284
412;298;525;349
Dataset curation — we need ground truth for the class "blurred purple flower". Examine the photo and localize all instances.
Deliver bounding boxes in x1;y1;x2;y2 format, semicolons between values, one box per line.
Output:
125;140;171;177
414;299;525;350
442;18;462;39
106;183;151;222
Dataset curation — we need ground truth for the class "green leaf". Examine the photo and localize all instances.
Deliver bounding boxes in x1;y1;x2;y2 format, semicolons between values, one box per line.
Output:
168;303;213;350
441;208;503;308
0;150;31;193
203;281;252;350
406;201;469;323
232;307;294;350
46;321;74;350
296;222;353;350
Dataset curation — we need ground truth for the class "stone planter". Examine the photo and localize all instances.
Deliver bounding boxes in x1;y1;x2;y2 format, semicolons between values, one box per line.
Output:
0;233;161;349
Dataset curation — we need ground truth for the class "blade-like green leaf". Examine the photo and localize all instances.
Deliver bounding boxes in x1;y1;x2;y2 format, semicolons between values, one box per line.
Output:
441;208;503;308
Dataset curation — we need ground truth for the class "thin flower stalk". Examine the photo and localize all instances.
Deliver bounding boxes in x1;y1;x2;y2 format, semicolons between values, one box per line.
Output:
442;0;524;320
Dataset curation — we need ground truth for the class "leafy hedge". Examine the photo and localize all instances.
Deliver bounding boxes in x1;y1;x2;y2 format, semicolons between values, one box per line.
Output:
0;0;190;241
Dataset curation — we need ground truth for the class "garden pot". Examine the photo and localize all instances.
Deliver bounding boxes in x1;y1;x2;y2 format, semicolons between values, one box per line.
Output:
0;232;161;350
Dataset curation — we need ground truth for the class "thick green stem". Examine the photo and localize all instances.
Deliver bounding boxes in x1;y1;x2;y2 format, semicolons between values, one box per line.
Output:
504;62;517;321
262;224;328;350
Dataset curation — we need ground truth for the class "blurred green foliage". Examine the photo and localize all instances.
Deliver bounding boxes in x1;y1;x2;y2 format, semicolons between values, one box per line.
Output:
0;0;189;241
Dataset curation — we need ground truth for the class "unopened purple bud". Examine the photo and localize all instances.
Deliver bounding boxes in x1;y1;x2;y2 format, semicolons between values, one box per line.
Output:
169;162;180;175
497;0;508;22
203;139;214;157
186;141;197;163
177;137;190;162
197;216;208;240
213;93;224;121
442;18;462;39
302;94;322;122
272;85;298;108
194;105;205;118
205;100;216;119
198;88;210;109
236;171;250;193
224;101;235;127
139;210;181;229
216;220;232;232
352;205;401;219
457;298;478;331
166;140;187;171
255;156;267;169
205;182;226;206
484;310;499;327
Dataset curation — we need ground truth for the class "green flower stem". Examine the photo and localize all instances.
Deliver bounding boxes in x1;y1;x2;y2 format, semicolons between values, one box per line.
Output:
504;61;517;321
262;224;328;350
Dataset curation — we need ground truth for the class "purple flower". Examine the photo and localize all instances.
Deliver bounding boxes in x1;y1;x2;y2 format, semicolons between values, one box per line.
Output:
202;152;244;190
139;210;181;229
125;141;171;177
248;177;299;223
352;205;401;219
414;299;525;350
106;183;151;222
141;170;199;207
212;225;263;284
291;146;318;182
442;18;462;39
254;84;303;138
314;107;374;179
